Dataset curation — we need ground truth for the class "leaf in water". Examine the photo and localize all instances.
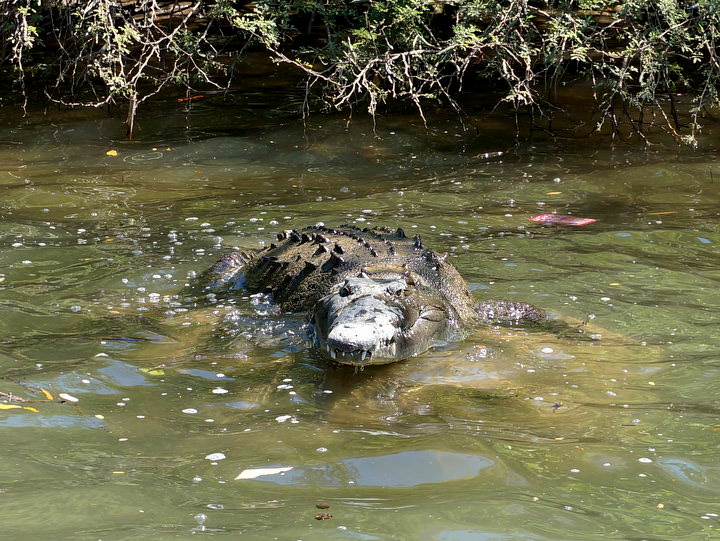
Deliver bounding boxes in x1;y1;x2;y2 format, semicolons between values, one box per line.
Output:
140;365;166;376
105;149;119;156
0;404;22;410
22;406;39;413
529;214;598;226
39;388;54;400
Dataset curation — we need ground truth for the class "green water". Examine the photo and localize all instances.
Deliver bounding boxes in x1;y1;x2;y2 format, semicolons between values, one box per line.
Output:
1;94;719;540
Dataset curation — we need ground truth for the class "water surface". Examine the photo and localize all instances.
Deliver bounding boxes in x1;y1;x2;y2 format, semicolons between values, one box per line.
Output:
1;95;719;540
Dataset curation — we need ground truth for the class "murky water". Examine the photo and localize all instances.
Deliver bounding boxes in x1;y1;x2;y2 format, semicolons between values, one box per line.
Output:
1;93;719;540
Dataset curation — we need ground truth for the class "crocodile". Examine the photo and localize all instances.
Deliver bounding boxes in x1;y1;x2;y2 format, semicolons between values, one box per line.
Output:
198;225;545;366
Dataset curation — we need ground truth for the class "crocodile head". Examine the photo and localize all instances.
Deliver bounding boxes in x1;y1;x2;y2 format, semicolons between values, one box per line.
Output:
310;273;450;366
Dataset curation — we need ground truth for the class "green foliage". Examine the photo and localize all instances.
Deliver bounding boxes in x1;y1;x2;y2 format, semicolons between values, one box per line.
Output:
1;1;719;144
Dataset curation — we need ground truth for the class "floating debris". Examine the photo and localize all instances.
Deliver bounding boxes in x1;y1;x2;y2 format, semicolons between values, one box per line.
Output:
529;214;598;226
235;466;293;480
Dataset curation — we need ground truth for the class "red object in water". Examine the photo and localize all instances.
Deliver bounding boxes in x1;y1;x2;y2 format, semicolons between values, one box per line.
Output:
529;214;598;226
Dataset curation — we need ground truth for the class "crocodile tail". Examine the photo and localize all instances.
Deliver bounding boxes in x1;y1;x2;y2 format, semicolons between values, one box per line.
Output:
475;300;546;325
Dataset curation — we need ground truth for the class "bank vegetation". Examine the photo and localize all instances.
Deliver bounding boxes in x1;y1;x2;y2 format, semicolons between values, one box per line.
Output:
2;0;718;145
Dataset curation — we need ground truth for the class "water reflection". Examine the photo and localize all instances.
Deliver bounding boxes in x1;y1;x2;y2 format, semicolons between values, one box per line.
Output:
244;450;495;488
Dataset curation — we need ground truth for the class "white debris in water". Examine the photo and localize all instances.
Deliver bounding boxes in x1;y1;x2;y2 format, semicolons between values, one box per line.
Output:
182;408;198;414
235;466;292;480
22;260;32;264
205;452;226;461
59;393;79;403
211;387;229;394
638;457;653;463
275;415;293;423
316;447;328;453
600;297;610;302
70;305;82;312
11;242;22;247
541;347;553;354
185;217;199;221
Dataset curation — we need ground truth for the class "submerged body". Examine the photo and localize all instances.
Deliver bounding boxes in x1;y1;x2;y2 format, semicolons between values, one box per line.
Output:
201;225;544;365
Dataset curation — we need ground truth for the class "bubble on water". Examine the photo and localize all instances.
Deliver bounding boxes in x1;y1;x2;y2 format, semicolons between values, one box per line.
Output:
194;513;207;532
205;452;226;461
182;408;198;414
70;305;82;312
638;457;653;463
316;447;328;453
11;242;23;247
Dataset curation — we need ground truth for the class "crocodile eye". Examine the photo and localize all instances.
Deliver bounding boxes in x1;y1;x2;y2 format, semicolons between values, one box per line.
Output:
339;284;352;297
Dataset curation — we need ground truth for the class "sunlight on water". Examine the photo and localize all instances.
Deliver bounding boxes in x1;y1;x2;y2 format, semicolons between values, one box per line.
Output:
0;97;719;540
